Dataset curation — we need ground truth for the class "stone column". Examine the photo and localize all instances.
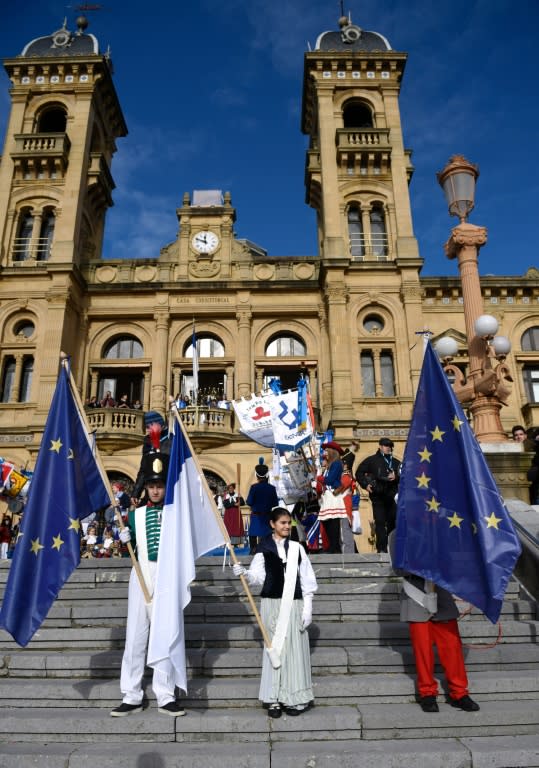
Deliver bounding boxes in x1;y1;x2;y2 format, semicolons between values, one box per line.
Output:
360;203;370;257
236;309;252;397
325;283;355;425
143;371;150;410
172;366;181;398
90;369;99;399
9;353;24;402
226;365;235;401
255;366;264;394
372;348;383;397
150;310;170;413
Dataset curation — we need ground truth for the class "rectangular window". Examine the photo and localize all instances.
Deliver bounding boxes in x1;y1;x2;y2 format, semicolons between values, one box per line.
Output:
360;351;375;397
523;367;539;403
380;351;395;396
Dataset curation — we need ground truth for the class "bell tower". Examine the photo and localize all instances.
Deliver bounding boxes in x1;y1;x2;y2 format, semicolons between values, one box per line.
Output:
0;16;127;269
302;15;424;436
302;15;419;264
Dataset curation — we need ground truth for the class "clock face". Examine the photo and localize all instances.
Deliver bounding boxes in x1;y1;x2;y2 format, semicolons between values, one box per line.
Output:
191;230;219;254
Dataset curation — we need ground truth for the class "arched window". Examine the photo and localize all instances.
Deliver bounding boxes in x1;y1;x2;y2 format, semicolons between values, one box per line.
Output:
1;357;16;403
343;101;373;128
348;205;364;258
521;327;539;351
185;335;225;358
36;106;67;133
14;211;33;261
37;210;55;260
19;357;34;402
103;336;143;359
370;204;388;257
266;334;306;357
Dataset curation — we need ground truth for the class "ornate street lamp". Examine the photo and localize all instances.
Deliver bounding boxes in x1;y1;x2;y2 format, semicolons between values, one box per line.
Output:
436;156;512;442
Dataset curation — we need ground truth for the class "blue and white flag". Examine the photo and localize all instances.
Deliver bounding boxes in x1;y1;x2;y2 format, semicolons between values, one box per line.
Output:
267;390;313;452
0;364;109;646
147;421;224;693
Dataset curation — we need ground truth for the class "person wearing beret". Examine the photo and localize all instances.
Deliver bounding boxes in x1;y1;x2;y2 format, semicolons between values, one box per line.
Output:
355;437;401;553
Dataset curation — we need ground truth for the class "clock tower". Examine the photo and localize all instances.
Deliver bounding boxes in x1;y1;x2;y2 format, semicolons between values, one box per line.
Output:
168;189;236;280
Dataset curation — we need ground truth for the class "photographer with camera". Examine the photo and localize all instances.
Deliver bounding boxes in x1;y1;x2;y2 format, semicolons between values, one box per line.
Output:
355;437;401;553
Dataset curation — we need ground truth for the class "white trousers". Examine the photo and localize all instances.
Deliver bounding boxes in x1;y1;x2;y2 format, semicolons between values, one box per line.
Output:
120;564;176;707
0;542;8;559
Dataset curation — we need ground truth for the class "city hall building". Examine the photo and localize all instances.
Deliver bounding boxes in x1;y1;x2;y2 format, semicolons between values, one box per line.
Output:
0;14;537;496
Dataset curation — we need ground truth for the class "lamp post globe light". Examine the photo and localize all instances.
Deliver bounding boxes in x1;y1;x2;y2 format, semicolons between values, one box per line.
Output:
436;156;513;443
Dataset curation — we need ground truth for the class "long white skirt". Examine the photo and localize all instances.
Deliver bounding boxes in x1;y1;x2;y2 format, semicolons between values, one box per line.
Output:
259;598;314;707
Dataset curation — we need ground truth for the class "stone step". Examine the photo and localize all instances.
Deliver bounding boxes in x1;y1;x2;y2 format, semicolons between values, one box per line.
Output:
1;617;536;651
4;641;539;680
1;699;538;744
37;596;536;629
1;670;538;709
2;734;539;768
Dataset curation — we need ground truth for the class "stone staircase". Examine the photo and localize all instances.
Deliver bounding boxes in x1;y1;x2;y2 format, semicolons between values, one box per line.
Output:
1;553;539;767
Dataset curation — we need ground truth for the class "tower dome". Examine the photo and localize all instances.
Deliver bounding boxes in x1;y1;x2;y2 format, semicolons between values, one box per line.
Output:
20;17;99;58
314;15;391;52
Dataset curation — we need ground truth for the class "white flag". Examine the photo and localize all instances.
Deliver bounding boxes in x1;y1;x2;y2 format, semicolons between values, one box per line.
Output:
147;424;224;693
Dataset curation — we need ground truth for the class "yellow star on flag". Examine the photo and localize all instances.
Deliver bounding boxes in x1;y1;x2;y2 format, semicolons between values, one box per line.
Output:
67;448;74;460
418;446;432;462
52;533;64;551
68;517;81;533
426;496;441;512
484;512;502;529
452;415;464;431
471;522;478;535
430;426;445;442
448;512;464;528
30;538;44;555
415;472;431;489
50;437;63;454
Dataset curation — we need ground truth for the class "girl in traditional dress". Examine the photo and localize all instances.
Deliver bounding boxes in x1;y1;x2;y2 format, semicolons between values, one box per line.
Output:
232;506;318;718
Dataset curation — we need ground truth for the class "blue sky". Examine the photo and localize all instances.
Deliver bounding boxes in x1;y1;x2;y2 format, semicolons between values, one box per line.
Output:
1;0;537;276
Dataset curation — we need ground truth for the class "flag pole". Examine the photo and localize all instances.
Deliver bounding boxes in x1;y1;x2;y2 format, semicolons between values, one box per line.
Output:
60;353;152;605
169;399;273;651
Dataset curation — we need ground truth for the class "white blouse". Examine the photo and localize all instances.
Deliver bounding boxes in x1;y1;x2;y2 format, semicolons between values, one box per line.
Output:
244;537;318;597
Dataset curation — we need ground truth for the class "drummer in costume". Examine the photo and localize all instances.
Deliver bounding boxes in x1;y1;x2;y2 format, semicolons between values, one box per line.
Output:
245;458;279;555
110;430;185;718
232;506;318;718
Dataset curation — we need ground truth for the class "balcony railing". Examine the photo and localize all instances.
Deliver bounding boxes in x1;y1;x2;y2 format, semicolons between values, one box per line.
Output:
177;406;234;434
337;128;391;148
85;405;236;450
85;407;145;439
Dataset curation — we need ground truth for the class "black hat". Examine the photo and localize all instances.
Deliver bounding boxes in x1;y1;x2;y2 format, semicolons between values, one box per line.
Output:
255;457;269;479
141;451;169;484
379;437;394;448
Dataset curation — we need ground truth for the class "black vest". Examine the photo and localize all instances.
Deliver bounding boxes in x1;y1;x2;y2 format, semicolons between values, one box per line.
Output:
258;536;303;600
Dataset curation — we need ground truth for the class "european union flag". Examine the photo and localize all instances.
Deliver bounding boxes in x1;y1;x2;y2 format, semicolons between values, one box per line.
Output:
0;364;110;646
394;343;521;624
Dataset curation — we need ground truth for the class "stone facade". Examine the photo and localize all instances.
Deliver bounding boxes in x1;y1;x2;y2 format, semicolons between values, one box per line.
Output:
0;17;537;493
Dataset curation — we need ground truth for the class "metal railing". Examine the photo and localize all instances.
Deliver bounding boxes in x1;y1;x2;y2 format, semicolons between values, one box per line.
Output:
11;237;52;262
350;234;389;259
